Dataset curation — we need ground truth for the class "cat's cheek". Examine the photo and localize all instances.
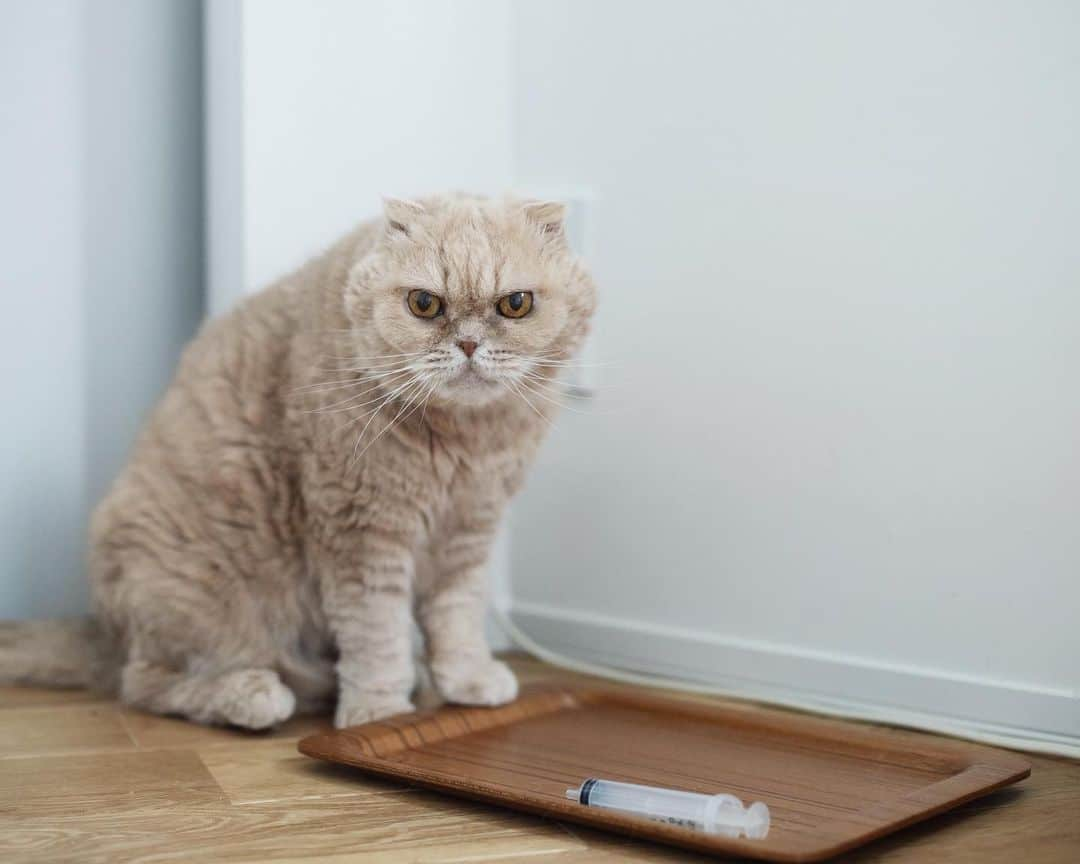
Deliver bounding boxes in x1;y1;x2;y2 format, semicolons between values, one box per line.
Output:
371;301;438;355
497;305;567;356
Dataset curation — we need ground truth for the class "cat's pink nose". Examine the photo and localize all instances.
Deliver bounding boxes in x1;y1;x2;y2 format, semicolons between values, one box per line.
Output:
458;340;478;358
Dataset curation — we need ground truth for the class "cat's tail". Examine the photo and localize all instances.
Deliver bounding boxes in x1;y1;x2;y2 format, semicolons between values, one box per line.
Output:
0;618;108;689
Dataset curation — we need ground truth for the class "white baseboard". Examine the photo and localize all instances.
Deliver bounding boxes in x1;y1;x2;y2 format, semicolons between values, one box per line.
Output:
510;600;1079;755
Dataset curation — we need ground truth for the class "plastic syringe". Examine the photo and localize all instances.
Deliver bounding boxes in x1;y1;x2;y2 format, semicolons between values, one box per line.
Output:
565;778;770;839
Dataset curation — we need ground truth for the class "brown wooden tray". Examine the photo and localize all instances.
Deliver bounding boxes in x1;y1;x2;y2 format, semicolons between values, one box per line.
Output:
298;685;1030;862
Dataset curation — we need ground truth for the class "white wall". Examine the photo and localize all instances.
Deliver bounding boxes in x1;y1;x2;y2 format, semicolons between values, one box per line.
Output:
1;2;87;618
207;0;514;313
507;0;1079;748
84;0;206;507
0;0;203;618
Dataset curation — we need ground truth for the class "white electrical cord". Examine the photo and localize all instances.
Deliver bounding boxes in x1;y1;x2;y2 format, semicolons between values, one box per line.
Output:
492;607;1079;759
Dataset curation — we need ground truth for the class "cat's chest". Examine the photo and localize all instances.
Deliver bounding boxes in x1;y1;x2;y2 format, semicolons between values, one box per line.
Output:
424;433;529;525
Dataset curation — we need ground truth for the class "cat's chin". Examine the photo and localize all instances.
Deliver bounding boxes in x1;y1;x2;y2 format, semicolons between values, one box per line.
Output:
434;369;507;407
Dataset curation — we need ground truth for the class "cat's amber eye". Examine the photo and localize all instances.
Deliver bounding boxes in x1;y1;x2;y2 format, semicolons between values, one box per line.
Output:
407;289;443;319
496;291;533;319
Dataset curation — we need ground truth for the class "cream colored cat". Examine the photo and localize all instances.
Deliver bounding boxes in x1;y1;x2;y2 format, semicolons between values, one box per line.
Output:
1;193;597;729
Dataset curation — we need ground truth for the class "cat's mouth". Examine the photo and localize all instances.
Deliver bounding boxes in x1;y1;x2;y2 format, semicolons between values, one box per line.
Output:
439;362;511;398
453;364;496;386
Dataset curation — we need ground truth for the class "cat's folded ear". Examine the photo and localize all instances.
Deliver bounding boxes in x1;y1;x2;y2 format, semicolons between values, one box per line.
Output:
522;199;566;239
382;196;426;237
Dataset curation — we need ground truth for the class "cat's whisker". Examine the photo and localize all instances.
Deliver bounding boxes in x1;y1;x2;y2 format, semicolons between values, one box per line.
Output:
305;371;416;414
315;354;429;372
531;360;611;369
518;371;620;416
289;380;368;398
289;365;420;395
515;378;587;411
291;375;384;394
513;376;596;415
335;363;424;379
418;375;442;422
518;367;612;392
502;378;557;431
343;373;430;458
338;374;423;436
350;375;435;466
524;347;614;363
418;374;441;428
310;365;421;389
317;349;427;359
517;371;565;390
316;364;412;374
517;363;620;391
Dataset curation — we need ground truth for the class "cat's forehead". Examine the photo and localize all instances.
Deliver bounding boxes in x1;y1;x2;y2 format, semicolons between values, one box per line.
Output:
402;214;540;299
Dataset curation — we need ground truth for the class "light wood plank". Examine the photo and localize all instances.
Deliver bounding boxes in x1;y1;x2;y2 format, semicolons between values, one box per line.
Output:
0;749;226;817
0;685;111;709
227;834;585;864
0;792;581;864
119;706;331;750
0;704;134;758
199;738;406;805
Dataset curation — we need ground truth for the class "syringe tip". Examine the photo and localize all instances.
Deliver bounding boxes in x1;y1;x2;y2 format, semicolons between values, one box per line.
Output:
565;787;580;801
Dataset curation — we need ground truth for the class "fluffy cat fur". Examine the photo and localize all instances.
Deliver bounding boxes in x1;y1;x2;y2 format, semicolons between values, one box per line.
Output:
0;193;596;729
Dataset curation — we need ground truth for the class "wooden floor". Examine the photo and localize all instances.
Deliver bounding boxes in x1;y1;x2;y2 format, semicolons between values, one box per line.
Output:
1;655;1077;863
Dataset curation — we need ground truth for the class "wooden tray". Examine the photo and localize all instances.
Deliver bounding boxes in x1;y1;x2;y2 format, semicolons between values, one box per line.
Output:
298;685;1030;862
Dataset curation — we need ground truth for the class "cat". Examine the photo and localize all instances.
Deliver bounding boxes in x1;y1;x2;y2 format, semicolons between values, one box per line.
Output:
0;192;597;729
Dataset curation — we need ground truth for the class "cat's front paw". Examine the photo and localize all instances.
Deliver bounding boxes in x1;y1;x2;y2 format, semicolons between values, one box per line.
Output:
212;668;297;731
433;658;519;706
334;690;414;729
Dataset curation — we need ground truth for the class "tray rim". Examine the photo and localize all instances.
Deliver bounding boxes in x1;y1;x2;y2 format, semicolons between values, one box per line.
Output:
298;685;1031;863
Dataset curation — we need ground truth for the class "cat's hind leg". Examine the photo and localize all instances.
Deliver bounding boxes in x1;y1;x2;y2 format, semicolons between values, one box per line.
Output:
121;661;296;730
95;545;299;730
